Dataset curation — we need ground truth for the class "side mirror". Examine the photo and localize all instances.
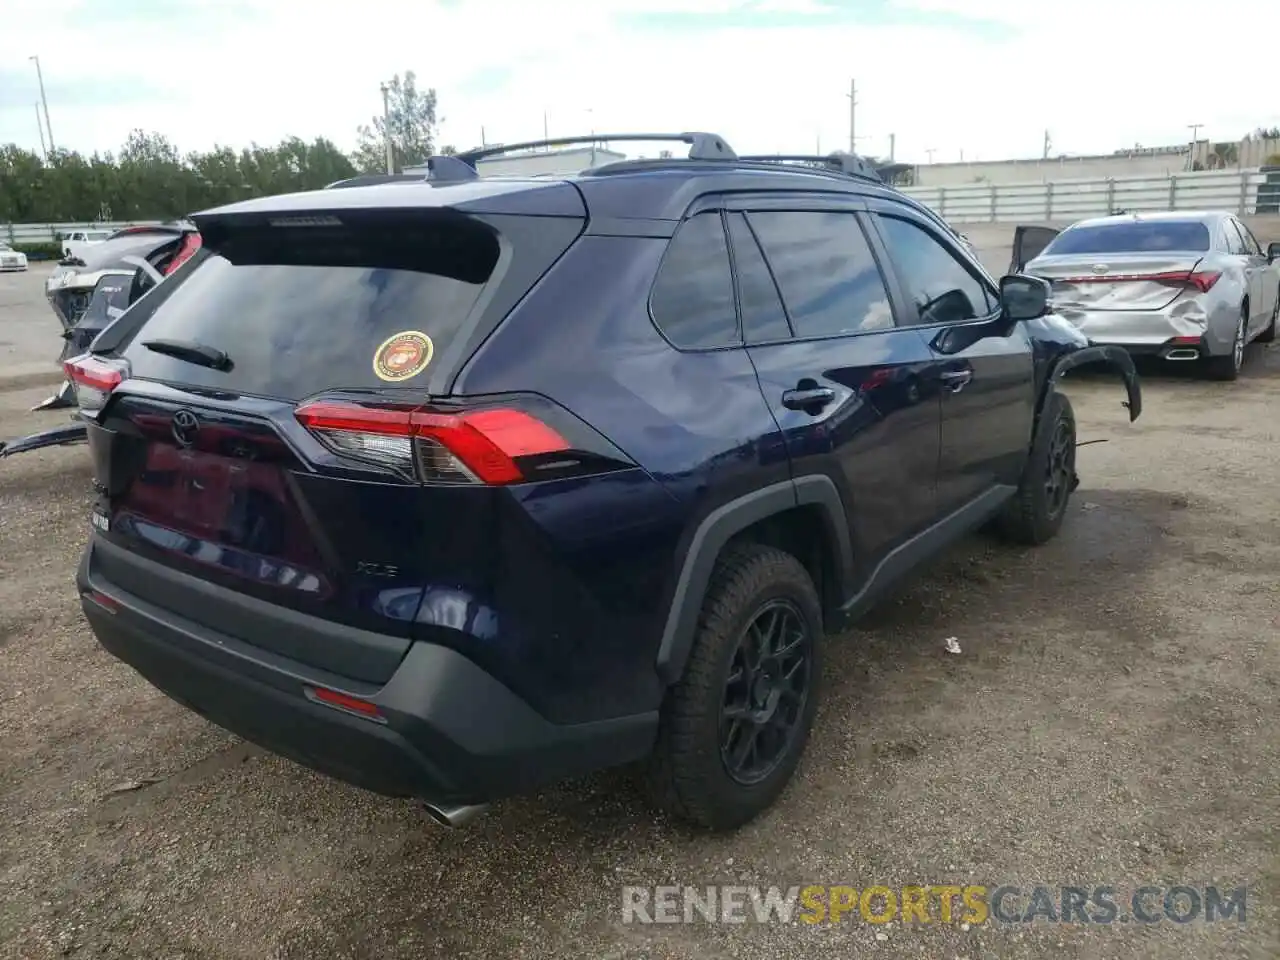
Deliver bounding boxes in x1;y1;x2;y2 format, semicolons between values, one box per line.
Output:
1267;241;1280;263
1000;274;1051;321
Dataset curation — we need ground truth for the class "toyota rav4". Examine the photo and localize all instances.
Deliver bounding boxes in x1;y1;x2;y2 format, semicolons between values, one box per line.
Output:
70;133;1142;832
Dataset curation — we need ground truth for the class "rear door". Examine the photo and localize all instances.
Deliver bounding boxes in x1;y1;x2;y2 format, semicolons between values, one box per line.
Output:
867;201;1035;515
723;197;942;571
84;200;586;683
1228;218;1274;334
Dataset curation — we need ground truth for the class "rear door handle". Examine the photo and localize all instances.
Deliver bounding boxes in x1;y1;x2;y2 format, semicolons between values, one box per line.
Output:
781;386;836;412
938;369;973;392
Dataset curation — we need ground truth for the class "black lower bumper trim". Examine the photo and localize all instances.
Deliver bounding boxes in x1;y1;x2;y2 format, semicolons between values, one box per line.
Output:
78;544;658;805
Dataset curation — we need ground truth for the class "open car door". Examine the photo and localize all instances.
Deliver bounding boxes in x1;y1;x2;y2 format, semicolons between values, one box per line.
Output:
1010;225;1061;273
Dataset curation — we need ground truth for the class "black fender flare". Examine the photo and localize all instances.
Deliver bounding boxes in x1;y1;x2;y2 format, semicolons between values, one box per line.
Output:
1047;344;1142;422
654;476;854;685
0;421;89;459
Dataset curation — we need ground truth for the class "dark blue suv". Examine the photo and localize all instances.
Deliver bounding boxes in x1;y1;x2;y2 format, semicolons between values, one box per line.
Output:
69;133;1142;831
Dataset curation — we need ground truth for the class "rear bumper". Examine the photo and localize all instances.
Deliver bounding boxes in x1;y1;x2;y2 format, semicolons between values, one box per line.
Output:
1053;302;1236;356
77;539;657;805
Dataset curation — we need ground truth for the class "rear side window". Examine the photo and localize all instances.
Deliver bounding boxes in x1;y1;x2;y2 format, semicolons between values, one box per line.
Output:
1235;220;1262;256
747;211;895;338
1224;220;1248;255
877;215;995;325
650;212;738;349
726;213;791;342
120;215;501;400
1046;220;1212;255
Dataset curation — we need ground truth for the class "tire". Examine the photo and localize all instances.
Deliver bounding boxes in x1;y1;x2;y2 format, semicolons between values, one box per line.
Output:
1205;306;1247;381
646;543;822;831
995;390;1077;546
1258;290;1278;343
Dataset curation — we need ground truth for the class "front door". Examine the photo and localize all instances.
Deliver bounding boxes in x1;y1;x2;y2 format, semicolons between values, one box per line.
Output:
867;204;1036;515
721;202;942;576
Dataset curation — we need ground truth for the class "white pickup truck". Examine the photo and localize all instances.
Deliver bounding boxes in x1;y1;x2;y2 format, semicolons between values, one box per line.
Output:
60;229;113;261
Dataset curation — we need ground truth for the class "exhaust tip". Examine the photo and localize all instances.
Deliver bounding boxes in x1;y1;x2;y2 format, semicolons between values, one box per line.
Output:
1164;348;1200;361
423;802;490;828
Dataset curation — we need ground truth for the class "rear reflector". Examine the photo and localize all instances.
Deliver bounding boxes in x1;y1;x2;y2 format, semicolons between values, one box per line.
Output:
306;685;384;721
294;399;570;485
83;589;120;613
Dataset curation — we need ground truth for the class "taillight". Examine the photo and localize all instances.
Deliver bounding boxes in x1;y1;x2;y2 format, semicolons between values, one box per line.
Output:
294;397;583;485
1056;270;1221;293
1184;270;1221;293
164;233;202;275
64;354;129;412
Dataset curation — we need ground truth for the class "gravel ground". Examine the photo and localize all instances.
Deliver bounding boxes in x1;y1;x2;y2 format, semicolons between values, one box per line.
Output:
1;264;1277;959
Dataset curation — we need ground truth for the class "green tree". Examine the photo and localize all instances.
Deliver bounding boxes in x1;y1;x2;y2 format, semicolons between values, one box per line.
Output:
0;132;358;223
1209;141;1240;169
351;71;440;173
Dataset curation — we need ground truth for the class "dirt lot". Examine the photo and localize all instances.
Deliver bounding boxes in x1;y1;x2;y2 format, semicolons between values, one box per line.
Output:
1;264;1277;959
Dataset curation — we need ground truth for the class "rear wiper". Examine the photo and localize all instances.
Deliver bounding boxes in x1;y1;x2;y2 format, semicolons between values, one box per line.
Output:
141;338;233;371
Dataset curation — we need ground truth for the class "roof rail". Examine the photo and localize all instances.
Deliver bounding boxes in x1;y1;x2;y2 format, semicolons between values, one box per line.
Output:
738;152;884;183
458;132;737;164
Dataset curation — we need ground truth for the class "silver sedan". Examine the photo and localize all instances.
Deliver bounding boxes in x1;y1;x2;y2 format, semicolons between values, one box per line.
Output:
1019;211;1279;381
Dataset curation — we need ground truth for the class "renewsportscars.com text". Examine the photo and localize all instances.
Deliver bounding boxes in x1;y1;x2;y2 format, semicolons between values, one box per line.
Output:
621;884;1246;925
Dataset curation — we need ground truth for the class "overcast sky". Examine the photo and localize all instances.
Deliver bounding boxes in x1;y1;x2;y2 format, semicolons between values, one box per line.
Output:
3;0;1278;165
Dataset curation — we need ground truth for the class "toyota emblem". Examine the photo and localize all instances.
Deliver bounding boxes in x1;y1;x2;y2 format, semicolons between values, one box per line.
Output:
171;409;200;447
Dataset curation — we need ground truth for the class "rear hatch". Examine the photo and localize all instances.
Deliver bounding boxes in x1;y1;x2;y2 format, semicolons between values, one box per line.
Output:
1027;219;1214;312
79;186;590;684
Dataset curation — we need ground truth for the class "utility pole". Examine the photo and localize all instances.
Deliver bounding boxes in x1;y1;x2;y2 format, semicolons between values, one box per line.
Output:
380;82;394;174
925;147;937;164
1042;129;1052;159
543;112;549;149
847;79;857;153
1186;122;1203;170
35;104;47;159
888;133;896;161
29;56;54;153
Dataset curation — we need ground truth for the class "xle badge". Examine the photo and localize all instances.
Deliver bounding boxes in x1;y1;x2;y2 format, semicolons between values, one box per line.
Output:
373;330;434;382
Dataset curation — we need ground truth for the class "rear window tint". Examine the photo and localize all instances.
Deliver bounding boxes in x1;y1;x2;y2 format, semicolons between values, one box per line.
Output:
650;212;739;349
1045;221;1211;255
120;216;500;400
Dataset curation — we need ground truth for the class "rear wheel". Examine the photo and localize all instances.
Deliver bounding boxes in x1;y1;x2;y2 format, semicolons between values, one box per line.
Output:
646;543;821;831
1205;307;1247;381
996;390;1077;546
1258;289;1278;343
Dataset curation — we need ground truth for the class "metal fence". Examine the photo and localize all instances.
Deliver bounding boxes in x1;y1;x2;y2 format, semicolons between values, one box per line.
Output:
2;220;161;246
901;169;1267;224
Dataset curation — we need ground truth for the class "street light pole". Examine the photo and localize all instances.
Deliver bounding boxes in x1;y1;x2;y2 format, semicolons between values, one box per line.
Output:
380;82;395;174
1186;123;1203;170
30;56;54;153
35;104;47;159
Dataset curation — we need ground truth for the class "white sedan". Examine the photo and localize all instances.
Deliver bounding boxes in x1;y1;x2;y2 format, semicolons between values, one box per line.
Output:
0;242;29;272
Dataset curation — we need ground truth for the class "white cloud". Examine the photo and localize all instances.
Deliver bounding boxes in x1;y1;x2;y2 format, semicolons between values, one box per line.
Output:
2;0;1279;164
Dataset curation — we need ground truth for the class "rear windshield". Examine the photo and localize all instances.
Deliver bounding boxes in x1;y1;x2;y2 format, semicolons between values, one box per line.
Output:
120;215;501;400
1045;221;1211;255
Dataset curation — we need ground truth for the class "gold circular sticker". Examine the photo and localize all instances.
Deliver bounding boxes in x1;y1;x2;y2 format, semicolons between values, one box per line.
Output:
373;330;434;382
